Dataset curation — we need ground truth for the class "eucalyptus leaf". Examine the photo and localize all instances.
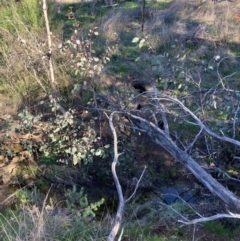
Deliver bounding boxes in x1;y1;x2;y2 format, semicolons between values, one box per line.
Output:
72;147;77;154
132;37;139;43
95;149;102;156
139;39;145;48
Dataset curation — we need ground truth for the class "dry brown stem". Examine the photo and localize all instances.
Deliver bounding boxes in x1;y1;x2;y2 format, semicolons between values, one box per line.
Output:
42;0;65;114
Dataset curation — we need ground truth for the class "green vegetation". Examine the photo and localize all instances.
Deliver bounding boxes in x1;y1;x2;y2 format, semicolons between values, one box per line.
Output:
1;0;240;240
204;220;235;238
0;0;43;32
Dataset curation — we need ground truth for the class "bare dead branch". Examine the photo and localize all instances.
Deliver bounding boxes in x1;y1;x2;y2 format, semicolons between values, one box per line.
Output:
151;86;170;137
125;166;147;203
233;101;240;139
107;112;146;240
158;201;190;222
185;126;203;152
216;56;240;90
127;112;240;212
107;111;125;241
154;93;240;147
207;167;240;184
179;212;240;225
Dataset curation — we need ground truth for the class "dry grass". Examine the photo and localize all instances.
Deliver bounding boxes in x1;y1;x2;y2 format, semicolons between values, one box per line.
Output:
0;205;71;241
0;10;72;108
166;0;240;43
139;0;240;49
0;204;114;241
99;8;141;41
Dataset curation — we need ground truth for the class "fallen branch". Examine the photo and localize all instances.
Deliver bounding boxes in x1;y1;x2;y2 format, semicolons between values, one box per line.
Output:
107;112;124;241
107;112;146;241
179;212;240;225
127;112;240;212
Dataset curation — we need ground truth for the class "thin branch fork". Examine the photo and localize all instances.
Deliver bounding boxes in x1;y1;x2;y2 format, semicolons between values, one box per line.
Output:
107;112;124;241
153;92;240;147
107;112;146;241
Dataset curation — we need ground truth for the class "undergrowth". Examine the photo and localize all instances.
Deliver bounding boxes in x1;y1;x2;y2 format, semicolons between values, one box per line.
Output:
1;0;240;240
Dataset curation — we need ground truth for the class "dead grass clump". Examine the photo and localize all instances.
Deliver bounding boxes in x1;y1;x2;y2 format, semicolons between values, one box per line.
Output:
177;0;240;43
0;203;113;241
99;9;141;41
147;0;240;48
0;205;72;241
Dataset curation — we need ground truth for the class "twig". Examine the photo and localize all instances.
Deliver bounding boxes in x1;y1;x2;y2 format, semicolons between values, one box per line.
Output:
179;212;240;225
118;227;124;241
0;183;35;206
233;101;240;139
185;126;203;152
158;201;189;222
141;0;146;33
151;86;170;137
153;93;240;147
207;166;240;184
216;56;240;89
125;166;147;203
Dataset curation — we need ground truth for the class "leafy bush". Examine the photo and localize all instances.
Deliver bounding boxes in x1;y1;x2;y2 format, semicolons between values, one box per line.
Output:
65;185;104;218
18;108;108;166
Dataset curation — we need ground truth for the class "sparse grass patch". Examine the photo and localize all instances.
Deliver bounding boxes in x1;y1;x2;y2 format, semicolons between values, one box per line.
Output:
205;220;232;237
123;1;139;9
109;62;132;77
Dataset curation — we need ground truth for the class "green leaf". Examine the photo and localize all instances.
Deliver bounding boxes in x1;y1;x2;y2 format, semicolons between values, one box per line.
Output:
135;57;140;62
72;147;77;154
213;100;217;109
139;39;145;48
73;154;78;165
95;149;102;156
132;37;139;43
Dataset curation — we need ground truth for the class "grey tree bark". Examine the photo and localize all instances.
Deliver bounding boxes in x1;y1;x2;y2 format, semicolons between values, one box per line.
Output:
127;112;240;213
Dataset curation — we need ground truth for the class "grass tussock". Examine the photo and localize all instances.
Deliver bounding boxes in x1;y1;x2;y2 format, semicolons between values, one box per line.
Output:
100;9;140;41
